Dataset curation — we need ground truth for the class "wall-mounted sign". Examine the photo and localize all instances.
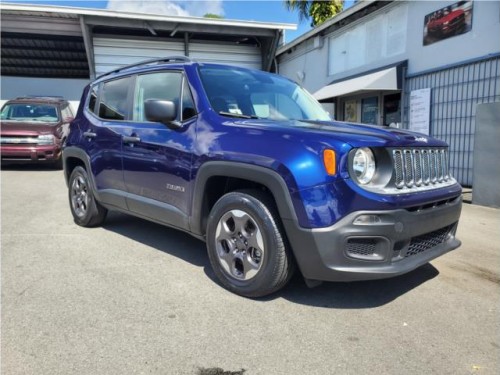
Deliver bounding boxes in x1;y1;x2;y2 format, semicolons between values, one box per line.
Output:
409;88;431;135
423;0;473;46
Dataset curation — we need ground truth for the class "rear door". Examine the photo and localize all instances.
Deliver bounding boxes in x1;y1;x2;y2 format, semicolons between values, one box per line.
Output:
82;77;133;209
121;70;197;229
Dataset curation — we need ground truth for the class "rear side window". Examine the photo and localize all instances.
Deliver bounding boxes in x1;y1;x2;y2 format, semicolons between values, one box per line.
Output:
133;72;182;122
87;85;98;114
99;77;131;120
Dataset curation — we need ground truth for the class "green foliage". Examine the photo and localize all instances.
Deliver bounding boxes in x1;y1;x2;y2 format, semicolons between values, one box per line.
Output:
285;0;344;27
204;13;224;19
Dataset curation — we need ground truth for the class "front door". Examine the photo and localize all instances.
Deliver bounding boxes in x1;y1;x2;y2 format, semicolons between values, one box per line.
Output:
121;70;197;229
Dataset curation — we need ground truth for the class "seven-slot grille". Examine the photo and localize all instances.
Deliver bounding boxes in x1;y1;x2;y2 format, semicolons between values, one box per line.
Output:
392;148;450;189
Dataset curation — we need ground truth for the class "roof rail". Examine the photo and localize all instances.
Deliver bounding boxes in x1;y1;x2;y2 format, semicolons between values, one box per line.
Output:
16;95;64;100
96;56;192;80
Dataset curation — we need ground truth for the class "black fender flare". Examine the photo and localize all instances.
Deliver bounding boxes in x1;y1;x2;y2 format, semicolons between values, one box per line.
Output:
62;146;98;196
190;161;300;236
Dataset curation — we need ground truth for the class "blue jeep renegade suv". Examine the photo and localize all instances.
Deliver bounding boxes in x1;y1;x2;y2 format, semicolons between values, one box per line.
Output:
63;57;462;297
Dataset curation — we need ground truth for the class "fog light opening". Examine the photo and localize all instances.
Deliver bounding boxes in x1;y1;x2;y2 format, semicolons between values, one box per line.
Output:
353;214;382;225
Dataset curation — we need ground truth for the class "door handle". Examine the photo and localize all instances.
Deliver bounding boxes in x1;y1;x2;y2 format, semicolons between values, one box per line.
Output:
122;135;141;144
83;131;97;139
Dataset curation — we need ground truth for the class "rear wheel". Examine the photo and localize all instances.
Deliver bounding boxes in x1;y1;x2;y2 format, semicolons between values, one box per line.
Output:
68;166;107;227
206;190;294;298
53;156;63;170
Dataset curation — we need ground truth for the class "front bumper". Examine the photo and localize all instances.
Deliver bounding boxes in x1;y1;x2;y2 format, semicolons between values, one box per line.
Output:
1;145;61;163
284;195;462;282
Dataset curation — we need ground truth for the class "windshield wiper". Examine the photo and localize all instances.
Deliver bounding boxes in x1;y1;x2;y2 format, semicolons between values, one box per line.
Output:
218;111;259;119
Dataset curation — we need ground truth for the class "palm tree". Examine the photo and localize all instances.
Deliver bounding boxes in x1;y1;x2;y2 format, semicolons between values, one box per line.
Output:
285;0;344;27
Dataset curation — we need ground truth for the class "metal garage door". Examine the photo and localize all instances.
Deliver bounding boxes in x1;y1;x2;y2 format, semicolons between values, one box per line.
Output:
93;37;262;77
189;41;261;70
93;37;185;77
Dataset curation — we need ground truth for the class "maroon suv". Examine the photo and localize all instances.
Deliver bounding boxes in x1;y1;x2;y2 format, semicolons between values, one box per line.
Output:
1;96;74;168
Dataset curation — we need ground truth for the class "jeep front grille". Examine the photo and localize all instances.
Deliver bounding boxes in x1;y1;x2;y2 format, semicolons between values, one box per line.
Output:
392;148;450;189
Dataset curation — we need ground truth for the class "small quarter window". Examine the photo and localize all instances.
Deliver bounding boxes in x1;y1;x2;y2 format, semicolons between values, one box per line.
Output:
182;79;197;121
88;85;98;114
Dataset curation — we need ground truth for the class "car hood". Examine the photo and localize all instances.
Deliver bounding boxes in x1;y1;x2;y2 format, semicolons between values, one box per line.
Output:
0;121;58;136
229;119;447;148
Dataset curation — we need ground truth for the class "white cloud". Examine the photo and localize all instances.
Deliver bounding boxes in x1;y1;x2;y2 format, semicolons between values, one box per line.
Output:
106;0;224;18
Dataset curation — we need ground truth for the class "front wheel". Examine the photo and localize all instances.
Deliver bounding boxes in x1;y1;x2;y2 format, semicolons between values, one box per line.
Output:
206;190;295;298
68;166;107;227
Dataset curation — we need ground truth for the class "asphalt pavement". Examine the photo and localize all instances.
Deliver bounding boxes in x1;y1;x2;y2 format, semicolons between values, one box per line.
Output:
1;165;499;375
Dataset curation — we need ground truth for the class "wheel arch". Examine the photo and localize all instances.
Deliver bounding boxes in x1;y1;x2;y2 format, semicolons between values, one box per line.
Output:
191;161;299;237
63;147;95;192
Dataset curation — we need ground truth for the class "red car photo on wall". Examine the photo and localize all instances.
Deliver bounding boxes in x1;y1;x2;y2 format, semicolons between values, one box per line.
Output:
424;0;473;46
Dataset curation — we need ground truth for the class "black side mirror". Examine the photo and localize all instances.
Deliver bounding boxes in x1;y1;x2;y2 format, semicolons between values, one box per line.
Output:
144;99;181;129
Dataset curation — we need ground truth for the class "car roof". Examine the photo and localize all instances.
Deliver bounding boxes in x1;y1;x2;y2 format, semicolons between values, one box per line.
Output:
7;96;68;105
91;56;263;85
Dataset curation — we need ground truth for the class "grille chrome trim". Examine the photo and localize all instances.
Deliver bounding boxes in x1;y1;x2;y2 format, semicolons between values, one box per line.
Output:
392;148;452;191
0;137;39;144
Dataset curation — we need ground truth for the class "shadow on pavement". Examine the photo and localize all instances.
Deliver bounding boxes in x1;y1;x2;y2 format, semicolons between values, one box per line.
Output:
103;212;208;268
1;163;61;172
270;263;439;308
103;212;439;308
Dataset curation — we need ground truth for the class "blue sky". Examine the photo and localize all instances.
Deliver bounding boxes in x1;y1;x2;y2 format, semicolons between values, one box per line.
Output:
1;0;355;43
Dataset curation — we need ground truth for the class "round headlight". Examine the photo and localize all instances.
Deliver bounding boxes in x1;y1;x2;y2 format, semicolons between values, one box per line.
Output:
353;148;376;184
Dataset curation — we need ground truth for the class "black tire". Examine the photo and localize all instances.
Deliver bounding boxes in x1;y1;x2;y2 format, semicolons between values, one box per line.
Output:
68;166;107;227
206;190;295;298
53;156;63;170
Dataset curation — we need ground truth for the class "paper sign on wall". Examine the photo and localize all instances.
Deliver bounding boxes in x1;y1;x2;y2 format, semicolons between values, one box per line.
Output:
409;88;431;135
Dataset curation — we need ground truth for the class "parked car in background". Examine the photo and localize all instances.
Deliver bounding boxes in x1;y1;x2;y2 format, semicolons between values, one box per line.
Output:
63;57;462;297
1;96;74;169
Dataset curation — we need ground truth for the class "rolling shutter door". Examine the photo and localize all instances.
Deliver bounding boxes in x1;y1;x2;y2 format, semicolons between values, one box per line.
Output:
93;37;184;76
189;41;262;70
93;37;262;76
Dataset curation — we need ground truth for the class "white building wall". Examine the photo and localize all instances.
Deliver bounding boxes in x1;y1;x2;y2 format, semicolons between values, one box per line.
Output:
405;0;500;74
0;76;89;114
278;37;329;94
278;0;500;91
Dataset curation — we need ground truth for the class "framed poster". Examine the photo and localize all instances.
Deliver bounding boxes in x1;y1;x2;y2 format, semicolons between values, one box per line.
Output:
344;100;357;122
423;1;473;46
409;88;431;135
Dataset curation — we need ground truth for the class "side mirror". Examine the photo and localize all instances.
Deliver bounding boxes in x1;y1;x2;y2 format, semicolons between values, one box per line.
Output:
144;99;181;129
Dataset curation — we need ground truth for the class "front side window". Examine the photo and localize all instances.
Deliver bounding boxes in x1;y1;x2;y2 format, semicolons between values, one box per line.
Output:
99;77;131;120
199;66;330;122
133;72;183;122
1;103;59;123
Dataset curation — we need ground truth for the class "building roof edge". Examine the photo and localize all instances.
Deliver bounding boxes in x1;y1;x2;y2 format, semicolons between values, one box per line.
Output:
0;3;297;31
277;0;381;55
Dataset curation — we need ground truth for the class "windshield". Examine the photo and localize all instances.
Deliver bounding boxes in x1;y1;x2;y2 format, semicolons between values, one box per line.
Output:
1;103;59;123
199;66;331;122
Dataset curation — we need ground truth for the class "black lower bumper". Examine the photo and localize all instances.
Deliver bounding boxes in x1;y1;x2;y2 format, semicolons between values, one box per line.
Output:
283;196;462;282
